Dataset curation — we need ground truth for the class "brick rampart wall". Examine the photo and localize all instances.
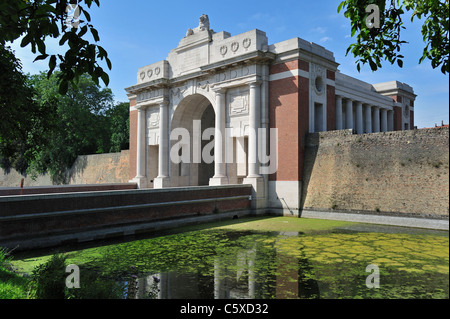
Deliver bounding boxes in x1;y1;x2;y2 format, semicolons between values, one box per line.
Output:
301;128;449;218
0;185;252;250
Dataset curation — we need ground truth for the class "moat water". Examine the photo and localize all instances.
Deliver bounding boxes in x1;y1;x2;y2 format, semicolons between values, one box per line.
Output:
12;217;449;299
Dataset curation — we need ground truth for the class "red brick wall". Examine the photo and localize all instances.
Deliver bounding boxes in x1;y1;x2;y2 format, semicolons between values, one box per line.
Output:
129;98;137;180
269;59;309;182
393;106;402;131
326;84;336;131
298;76;309;181
326;69;335;81
391;95;402;103
326;70;336;131
0;185;252;247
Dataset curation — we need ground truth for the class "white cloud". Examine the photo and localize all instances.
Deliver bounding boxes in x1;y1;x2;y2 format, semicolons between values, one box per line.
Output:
320;36;332;43
311;26;327;34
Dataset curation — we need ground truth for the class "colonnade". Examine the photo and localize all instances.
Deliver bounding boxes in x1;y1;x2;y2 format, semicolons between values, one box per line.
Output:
335;96;393;134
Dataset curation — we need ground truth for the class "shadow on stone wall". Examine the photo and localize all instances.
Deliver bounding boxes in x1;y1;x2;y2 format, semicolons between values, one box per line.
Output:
0;150;130;187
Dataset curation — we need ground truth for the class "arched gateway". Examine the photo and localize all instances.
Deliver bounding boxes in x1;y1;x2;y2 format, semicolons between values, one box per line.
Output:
126;15;416;213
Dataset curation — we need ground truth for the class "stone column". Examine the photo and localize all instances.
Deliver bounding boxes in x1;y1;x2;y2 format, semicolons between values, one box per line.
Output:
134;105;148;188
335;96;343;130
381;108;388;132
210;88;228;185
243;81;264;210
364;105;372;133
387;110;394;131
248;81;261;178
355;101;364;134
373;106;380;133
154;100;170;188
345;99;354;130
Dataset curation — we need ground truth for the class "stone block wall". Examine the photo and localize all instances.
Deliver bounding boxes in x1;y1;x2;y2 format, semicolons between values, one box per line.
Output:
301;128;449;218
0;150;130;188
67;150;130;185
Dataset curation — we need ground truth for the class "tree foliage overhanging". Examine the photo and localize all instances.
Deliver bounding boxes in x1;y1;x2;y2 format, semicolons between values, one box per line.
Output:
0;1;130;183
1;70;130;184
338;0;449;74
0;0;111;93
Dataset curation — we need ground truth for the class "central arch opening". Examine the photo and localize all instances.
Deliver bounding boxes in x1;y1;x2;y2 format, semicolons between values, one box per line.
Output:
170;94;215;186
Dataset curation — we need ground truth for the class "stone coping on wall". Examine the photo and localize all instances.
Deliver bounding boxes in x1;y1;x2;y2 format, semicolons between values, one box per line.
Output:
0;183;252;203
300;209;449;231
0;183;137;197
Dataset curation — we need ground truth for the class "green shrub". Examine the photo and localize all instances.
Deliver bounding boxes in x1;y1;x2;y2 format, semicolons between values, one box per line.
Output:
28;253;125;299
0;248;29;299
30;254;67;299
66;268;126;299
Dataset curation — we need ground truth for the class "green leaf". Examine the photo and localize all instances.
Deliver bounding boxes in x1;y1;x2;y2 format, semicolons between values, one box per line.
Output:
20;34;31;47
59;32;70;46
105;57;112;70
337;1;346;13
34;54;49;62
82;7;91;22
369;59;377;71
397;59;403;68
90;28;100;42
78;25;88;38
48;55;57;78
58;79;69;95
101;72;109;86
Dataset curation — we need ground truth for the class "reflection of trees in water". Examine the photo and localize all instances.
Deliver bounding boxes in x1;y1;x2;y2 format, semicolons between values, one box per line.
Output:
97;229;448;299
128;233;321;299
297;250;320;299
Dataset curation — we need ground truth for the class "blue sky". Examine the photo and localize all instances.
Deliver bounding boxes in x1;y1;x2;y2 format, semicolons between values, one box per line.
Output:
10;0;449;128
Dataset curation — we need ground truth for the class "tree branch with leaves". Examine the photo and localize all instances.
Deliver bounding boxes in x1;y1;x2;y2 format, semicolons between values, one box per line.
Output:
338;0;449;74
0;0;111;94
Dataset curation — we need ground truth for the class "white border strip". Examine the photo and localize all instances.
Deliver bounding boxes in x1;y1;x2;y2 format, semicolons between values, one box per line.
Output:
269;69;309;82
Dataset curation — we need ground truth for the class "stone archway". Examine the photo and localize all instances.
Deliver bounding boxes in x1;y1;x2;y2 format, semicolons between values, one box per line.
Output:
170;93;216;186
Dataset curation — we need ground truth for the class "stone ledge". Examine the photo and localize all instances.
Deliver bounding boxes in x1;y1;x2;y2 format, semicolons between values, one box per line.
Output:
300;209;449;230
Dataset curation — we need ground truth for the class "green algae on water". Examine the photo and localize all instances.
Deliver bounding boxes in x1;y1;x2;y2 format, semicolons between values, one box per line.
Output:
10;217;449;299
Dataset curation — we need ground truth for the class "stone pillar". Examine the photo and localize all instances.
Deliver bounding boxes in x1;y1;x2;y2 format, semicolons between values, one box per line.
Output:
355;101;364;134
248;81;261;178
373;106;380;133
345;99;353;130
381;108;388;132
335;96;343;130
210;88;228;185
243;81;264;210
364;105;372;133
387;110;394;131
154;101;170;188
133;105;148;188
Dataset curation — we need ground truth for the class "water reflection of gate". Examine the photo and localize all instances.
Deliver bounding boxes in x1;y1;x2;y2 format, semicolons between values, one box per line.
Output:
129;233;320;299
